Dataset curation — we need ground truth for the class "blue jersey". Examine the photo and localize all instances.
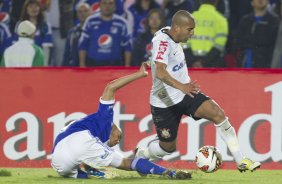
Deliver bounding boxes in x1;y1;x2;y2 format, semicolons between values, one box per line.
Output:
34;22;53;47
53;99;115;150
0;0;11;13
127;2;160;39
0;23;12;57
13;22;53;48
79;13;131;65
74;0;124;15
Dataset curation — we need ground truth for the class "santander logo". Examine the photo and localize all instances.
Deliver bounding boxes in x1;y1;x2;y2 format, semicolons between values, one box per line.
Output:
1;82;282;167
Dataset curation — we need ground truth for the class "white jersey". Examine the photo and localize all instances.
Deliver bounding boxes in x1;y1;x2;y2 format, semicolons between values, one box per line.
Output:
150;27;190;108
51;130;123;178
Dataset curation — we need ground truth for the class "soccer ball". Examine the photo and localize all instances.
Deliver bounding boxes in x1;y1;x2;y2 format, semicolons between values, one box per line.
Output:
195;145;222;173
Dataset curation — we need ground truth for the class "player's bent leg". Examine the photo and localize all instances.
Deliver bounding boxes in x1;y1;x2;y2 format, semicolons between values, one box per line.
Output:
128;157;192;179
135;139;175;160
51;161;88;179
194;99;244;162
194;99;261;171
215;118;244;164
82;164;105;178
194;99;226;123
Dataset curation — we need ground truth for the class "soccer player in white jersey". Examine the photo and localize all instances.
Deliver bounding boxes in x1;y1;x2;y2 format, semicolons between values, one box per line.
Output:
51;63;191;179
135;10;261;172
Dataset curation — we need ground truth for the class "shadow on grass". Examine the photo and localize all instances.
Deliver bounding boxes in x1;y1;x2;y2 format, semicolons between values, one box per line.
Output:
0;169;12;177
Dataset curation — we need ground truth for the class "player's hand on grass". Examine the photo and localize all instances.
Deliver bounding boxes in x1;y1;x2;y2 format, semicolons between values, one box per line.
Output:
181;80;200;98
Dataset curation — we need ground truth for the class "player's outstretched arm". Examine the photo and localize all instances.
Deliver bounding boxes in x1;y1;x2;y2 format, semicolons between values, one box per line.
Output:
101;62;149;101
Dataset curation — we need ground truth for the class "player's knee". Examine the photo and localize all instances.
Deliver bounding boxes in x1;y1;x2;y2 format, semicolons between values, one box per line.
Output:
211;104;226;124
159;141;176;153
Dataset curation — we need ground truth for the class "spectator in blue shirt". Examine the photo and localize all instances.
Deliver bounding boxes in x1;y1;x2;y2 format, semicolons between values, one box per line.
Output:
63;3;92;66
0;0;11;13
79;0;131;66
126;0;160;40
0;21;12;59
74;0;124;16
131;8;165;66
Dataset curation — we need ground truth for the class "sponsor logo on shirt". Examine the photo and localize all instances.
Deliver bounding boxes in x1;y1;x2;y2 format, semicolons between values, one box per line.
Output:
91;2;100;13
156;41;168;60
172;61;185;72
98;34;113;49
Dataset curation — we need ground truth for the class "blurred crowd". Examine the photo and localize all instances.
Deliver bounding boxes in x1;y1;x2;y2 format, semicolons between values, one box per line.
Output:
0;0;282;68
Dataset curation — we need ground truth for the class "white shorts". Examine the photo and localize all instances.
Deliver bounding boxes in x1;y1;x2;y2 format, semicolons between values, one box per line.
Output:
51;130;123;178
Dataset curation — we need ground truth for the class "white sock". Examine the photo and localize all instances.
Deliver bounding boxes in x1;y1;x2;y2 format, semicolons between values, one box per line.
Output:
143;140;171;159
215;118;244;164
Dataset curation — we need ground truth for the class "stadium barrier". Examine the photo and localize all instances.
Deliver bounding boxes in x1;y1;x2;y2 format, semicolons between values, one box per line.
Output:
0;68;282;169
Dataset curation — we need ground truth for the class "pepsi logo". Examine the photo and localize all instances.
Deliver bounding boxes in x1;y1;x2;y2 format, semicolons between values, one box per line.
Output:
98;34;113;48
91;2;100;13
139;18;147;28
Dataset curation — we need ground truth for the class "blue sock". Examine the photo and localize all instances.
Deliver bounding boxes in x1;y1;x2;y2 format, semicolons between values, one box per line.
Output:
131;158;167;175
77;168;89;179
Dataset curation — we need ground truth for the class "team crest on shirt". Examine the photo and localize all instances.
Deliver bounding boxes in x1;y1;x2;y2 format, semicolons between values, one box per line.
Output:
110;26;118;34
160;128;171;139
157;90;167;99
156;41;168;60
108;105;113;110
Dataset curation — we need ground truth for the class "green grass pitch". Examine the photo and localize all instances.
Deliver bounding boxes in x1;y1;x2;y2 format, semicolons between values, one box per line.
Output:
1;168;282;184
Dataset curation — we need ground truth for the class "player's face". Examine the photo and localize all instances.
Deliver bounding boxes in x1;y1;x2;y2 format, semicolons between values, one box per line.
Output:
77;5;91;23
108;125;122;147
100;0;116;17
178;18;195;42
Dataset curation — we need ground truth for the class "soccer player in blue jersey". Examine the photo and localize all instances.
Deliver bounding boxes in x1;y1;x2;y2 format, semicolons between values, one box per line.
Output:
51;62;191;179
